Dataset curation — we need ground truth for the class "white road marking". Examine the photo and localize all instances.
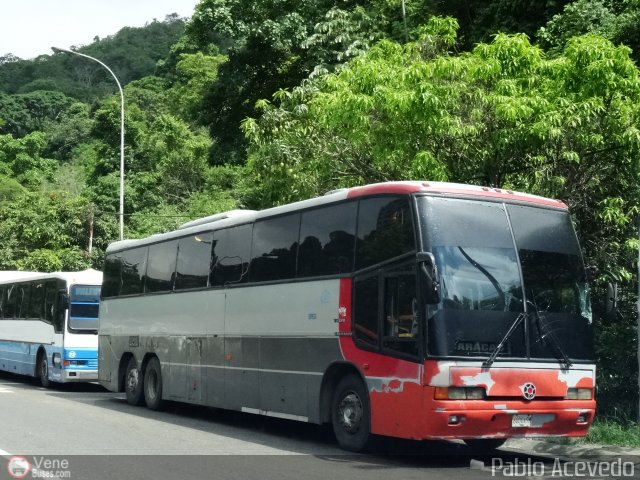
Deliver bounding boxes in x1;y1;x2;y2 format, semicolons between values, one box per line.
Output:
0;448;12;456
0;387;13;394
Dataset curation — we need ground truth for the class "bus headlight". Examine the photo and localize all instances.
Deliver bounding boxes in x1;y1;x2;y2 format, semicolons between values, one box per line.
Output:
52;353;61;367
435;387;486;400
567;388;593;400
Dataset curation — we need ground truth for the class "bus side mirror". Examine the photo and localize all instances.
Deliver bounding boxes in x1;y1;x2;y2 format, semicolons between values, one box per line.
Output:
605;282;617;321
417;252;440;305
58;289;69;310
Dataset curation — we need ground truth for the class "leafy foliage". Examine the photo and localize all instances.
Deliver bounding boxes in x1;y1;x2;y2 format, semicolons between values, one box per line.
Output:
1;1;640;421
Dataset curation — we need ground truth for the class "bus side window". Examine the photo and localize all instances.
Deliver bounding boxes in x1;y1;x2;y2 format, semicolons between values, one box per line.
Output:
249;214;300;283
4;284;16;319
102;253;122;298
383;270;419;358
53;285;67;333
121;247;148;296
17;283;31;320
356;197;415;270
210;224;252;286
176;232;213;290
353;274;380;348
145;240;178;293
44;281;57;326
29;281;46;320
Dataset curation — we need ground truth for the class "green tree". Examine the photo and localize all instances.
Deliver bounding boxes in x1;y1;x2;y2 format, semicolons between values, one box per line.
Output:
538;0;640;61
245;23;640;415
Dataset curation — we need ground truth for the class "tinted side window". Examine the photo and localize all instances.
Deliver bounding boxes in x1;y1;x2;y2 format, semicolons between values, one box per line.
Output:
176;233;212;290
17;283;30;319
356;197;415;270
4;284;16;319
29;280;46;319
249;214;300;283
120;247;148;296
354;275;379;348
145;241;178;293
102;253;121;298
211;224;252;286
298;202;357;277
44;280;58;325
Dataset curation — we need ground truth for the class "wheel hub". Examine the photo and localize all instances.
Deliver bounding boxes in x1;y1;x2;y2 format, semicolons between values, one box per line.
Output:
338;392;363;434
127;369;139;391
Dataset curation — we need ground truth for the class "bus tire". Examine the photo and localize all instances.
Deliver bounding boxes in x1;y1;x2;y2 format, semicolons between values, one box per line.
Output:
124;356;145;406
143;357;163;411
37;351;51;389
331;374;371;452
464;438;507;451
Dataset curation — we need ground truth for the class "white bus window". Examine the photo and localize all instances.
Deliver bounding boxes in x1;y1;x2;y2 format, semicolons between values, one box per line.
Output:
5;284;17;319
44;281;57;325
17;284;31;319
29;281;46;320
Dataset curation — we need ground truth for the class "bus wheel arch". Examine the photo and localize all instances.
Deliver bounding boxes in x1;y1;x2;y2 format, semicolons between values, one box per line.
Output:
320;362;365;424
320;363;372;452
142;354;163;411
36;347;51;389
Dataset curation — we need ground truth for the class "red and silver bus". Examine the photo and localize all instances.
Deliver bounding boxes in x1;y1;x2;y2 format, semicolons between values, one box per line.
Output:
98;181;595;451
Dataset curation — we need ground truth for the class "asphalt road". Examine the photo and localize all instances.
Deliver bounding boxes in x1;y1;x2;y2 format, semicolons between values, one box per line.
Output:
0;372;595;480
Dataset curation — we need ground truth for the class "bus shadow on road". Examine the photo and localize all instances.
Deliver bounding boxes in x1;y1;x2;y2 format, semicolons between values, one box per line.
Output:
0;369;107;393
65;392;560;468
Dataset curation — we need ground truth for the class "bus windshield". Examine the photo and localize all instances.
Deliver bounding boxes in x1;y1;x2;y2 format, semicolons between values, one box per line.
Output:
69;284;100;331
418;196;594;362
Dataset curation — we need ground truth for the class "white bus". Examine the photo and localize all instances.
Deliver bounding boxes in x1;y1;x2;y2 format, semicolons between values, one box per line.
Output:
0;269;102;387
98;182;594;451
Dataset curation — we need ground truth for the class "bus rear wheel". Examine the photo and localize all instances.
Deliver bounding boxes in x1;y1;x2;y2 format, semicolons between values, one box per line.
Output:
331;375;372;452
37;351;51;389
124;357;145;406
143;357;163;410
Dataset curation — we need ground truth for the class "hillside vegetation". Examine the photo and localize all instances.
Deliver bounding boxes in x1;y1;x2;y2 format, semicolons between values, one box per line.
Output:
1;1;640;420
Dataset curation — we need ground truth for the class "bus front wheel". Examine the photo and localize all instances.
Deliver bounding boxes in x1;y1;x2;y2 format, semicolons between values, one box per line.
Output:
331;375;372;452
143;357;163;410
37;351;50;389
124;357;145;406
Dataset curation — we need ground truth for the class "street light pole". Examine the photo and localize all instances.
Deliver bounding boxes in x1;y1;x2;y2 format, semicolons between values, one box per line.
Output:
51;46;125;241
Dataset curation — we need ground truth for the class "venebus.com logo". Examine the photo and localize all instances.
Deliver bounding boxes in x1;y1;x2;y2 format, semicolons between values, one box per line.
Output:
7;456;72;479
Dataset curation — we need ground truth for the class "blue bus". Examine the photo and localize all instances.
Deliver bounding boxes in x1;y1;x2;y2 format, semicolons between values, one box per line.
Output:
0;269;102;387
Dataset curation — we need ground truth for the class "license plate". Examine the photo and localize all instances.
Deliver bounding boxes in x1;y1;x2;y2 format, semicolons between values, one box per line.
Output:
511;414;533;427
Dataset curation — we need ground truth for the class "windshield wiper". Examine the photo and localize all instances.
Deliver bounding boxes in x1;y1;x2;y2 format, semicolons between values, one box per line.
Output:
458;247;506;309
528;300;572;369
482;311;527;368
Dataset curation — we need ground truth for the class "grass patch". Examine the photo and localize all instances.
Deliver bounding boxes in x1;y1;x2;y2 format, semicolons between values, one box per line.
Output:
584;419;640;447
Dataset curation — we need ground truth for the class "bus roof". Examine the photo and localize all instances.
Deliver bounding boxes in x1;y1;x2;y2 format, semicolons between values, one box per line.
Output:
0;268;102;287
106;181;567;253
